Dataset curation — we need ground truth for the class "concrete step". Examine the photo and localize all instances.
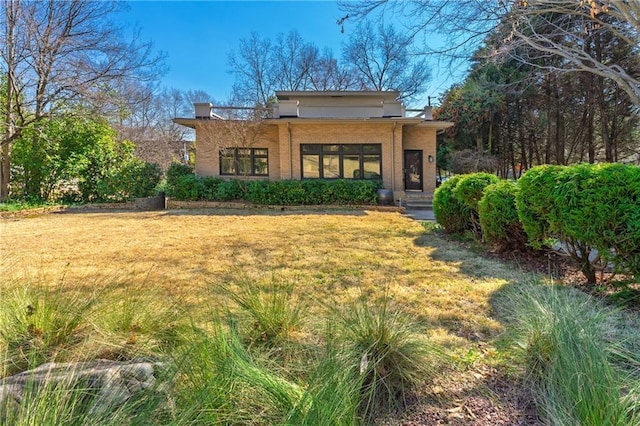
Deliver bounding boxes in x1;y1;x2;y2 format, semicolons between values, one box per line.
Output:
403;192;434;210
405;200;433;210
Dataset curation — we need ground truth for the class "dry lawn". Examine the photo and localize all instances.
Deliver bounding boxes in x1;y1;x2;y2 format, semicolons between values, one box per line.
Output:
1;208;533;349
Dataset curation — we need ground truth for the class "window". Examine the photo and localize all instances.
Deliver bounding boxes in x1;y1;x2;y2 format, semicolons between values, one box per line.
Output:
301;144;382;180
220;148;269;176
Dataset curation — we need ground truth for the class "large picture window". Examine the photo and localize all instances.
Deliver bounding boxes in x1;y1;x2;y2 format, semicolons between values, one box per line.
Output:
220;148;268;176
301;144;382;180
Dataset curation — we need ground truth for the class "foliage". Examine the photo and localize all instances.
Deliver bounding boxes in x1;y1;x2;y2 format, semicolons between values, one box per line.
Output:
11;118;116;201
432;175;471;234
553;163;640;279
453;172;500;212
10;117;158;203
332;296;443;422
166;174;381;205
165;162;194;188
478;180;527;251
514;165;562;246
96;160;162;202
221;278;303;346
501;283;639;425
517;163;640;283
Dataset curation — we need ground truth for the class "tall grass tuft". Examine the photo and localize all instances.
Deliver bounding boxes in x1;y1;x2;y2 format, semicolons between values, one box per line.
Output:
285;332;362;426
220;278;303;347
332;295;444;422
171;319;303;425
504;283;640;425
0;287;96;376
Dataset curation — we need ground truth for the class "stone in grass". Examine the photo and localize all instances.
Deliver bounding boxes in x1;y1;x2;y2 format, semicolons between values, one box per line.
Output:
0;359;165;417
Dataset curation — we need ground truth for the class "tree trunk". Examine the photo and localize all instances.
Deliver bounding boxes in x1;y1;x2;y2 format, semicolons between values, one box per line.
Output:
1;0;18;202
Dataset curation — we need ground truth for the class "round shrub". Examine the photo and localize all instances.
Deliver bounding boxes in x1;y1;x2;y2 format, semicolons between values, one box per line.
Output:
478;180;526;251
515;165;563;246
453;172;500;212
166;162;193;186
553;163;640;278
433;175;471;234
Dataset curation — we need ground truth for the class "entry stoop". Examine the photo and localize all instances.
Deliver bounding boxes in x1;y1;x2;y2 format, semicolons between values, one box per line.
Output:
403;191;434;210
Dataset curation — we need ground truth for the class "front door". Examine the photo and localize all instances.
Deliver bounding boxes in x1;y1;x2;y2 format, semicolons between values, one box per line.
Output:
404;150;423;191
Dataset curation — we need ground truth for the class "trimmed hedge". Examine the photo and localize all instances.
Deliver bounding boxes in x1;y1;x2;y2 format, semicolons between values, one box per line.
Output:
166;173;381;205
453;172;501;212
433;175;471;234
478;180;526;251
514;165;563;246
516;163;640;282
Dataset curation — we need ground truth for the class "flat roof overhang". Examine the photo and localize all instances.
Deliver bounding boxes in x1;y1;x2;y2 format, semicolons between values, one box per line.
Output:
173;117;454;131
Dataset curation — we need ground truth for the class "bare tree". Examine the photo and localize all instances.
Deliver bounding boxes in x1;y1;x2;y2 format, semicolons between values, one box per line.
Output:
228;30;358;107
0;0;165;200
272;31;319;91
308;48;356;90
339;0;640;106
342;22;431;101
228;32;275;107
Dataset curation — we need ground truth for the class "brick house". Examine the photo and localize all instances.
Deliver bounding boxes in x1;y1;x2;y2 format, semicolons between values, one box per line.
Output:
173;91;453;204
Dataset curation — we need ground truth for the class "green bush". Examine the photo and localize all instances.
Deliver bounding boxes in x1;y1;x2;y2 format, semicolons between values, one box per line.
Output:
96;160;162;202
553;163;640;279
515;165;562;246
453;172;500;212
166;162;193;186
215;179;244;201
478;180;526;251
516;163;640;283
433;175;471;234
170;175;204;201
167;176;380;205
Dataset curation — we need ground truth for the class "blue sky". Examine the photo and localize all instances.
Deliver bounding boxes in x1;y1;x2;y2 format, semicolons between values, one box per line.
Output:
119;1;463;106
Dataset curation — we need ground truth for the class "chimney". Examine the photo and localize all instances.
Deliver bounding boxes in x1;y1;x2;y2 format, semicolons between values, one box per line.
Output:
194;102;213;119
423;106;433;121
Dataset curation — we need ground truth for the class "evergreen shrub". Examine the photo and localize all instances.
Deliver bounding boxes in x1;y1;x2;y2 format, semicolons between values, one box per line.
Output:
478;180;526;251
167;175;380;205
433;175;471;234
453;172;500;212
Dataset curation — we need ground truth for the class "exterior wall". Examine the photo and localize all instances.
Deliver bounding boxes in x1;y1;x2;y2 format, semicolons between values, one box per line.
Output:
193;119;438;196
194;122;280;180
284;122;396;190
402;126;437;193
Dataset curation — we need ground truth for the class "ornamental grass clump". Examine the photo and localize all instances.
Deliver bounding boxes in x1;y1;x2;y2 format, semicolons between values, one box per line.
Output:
0;287;96;377
333;296;444;422
171;320;303;425
220;278;303;347
504;283;640;425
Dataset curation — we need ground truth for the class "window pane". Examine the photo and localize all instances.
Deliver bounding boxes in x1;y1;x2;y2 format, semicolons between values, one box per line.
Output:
253;148;268;157
238;153;251;175
302;155;320;178
343;155;360;179
363;154;381;179
363;144;381;154
322;144;339;153
254;157;268;175
323;154;340;178
342;144;360;154
302;144;320;154
220;155;235;175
